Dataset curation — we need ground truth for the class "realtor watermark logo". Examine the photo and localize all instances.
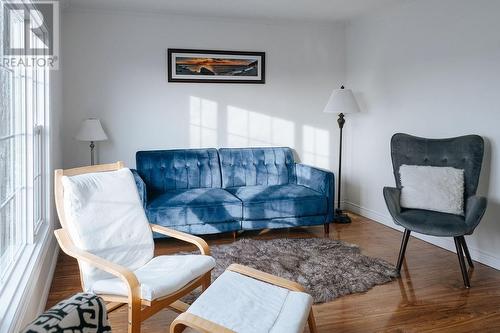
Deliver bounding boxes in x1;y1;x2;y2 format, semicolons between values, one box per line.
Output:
2;0;60;69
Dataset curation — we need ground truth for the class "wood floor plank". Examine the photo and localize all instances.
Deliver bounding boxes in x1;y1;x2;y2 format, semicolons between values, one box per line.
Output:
45;213;500;332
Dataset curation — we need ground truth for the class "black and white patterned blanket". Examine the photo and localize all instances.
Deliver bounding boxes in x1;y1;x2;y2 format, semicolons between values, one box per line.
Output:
21;293;111;333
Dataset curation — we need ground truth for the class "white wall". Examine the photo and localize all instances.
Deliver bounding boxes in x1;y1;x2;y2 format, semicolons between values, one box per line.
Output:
61;9;346;171
60;1;500;271
345;0;500;269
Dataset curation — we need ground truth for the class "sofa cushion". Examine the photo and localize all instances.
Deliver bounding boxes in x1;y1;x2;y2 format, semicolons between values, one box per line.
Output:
165;221;242;235
147;188;242;226
136;149;222;196
219;147;296;188
242;216;327;231
227;184;327;220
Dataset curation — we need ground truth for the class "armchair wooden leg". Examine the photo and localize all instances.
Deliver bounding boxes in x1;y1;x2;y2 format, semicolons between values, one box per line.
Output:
127;295;142;333
232;231;237;241
396;229;411;273
454;237;471;288
307;308;318;333
324;223;330;235
459;236;474;268
171;323;186;333
202;273;211;292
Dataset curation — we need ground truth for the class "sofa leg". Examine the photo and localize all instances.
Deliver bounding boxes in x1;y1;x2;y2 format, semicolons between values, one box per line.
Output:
454;237;471;288
232;231;237;241
324;223;330;235
459;236;474;268
396;229;411;273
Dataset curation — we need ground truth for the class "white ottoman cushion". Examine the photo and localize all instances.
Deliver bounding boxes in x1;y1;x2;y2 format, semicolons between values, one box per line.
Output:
186;270;313;333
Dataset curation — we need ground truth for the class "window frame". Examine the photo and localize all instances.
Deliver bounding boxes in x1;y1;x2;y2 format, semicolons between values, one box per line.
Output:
0;0;51;288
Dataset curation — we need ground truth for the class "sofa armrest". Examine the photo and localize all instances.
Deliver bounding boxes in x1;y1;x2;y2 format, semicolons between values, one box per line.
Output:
296;163;335;222
383;187;402;218
465;195;488;234
131;169;147;208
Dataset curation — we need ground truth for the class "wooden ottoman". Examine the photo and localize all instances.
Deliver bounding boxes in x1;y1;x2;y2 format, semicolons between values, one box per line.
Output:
170;264;317;333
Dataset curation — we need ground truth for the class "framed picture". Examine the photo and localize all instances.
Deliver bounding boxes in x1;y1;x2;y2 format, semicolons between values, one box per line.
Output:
167;49;265;84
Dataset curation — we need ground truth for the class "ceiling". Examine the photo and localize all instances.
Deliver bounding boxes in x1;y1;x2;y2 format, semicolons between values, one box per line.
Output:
63;0;403;22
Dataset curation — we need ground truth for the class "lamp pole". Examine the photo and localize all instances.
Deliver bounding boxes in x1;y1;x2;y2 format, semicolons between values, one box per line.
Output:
337;112;345;211
334;86;351;224
90;141;95;165
335;111;350;223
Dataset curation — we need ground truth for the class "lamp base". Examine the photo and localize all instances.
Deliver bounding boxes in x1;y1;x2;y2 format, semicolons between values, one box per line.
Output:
333;209;352;224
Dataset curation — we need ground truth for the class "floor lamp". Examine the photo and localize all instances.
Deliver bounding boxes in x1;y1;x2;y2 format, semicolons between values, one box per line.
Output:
75;118;108;165
323;86;360;223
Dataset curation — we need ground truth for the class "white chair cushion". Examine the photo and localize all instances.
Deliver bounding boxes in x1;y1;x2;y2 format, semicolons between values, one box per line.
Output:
62;168;154;289
400;164;465;215
90;255;216;301
186;270;313;333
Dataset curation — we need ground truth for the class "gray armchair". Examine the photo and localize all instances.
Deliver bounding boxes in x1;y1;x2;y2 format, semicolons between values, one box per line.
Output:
384;133;487;288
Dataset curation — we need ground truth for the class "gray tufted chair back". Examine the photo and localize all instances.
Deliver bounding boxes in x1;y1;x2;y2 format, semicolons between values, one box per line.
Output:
390;133;484;199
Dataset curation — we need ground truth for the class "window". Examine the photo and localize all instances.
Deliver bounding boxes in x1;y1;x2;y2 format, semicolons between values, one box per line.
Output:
0;2;49;285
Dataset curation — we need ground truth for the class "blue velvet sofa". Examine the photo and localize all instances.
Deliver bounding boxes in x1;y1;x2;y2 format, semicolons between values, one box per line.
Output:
132;147;334;236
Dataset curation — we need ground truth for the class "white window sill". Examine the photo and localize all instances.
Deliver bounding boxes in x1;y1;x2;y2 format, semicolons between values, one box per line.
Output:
0;222;58;332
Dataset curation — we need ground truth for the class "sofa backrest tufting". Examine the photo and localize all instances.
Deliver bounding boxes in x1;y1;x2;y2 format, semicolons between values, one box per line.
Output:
219;147;296;188
136;149;222;196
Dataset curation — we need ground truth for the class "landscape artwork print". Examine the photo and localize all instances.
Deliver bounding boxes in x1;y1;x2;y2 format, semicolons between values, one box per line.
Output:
167;49;265;83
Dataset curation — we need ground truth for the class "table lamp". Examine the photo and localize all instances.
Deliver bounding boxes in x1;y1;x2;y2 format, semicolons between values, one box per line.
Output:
75;118;108;165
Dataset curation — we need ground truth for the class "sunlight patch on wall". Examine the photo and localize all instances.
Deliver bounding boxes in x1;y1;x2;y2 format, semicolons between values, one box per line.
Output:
227;106;295;147
302;125;330;169
190;96;218;147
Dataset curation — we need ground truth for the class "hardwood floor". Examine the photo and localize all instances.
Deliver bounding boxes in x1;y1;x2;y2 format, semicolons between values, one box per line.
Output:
46;213;500;332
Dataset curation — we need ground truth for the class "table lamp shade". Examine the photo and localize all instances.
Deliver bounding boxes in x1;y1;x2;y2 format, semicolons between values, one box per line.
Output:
323;87;360;114
75;118;108;142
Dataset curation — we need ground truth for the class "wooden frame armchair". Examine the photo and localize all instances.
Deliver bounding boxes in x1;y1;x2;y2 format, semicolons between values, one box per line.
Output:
54;162;213;333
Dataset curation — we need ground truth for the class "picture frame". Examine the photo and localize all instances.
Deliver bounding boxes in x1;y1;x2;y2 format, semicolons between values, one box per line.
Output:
167;48;266;84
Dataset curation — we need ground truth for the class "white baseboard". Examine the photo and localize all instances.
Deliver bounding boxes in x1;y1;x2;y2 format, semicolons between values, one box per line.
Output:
343;201;500;271
36;244;59;315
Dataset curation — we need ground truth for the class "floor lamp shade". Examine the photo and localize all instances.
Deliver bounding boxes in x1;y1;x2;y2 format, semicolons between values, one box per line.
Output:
323;87;360;114
323;86;359;224
75;118;108;165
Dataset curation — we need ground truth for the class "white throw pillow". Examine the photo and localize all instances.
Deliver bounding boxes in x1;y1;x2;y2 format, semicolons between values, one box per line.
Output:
62;168;154;290
399;164;465;215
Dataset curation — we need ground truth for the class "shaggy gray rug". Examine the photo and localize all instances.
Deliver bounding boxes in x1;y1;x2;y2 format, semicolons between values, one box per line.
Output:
184;237;398;304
